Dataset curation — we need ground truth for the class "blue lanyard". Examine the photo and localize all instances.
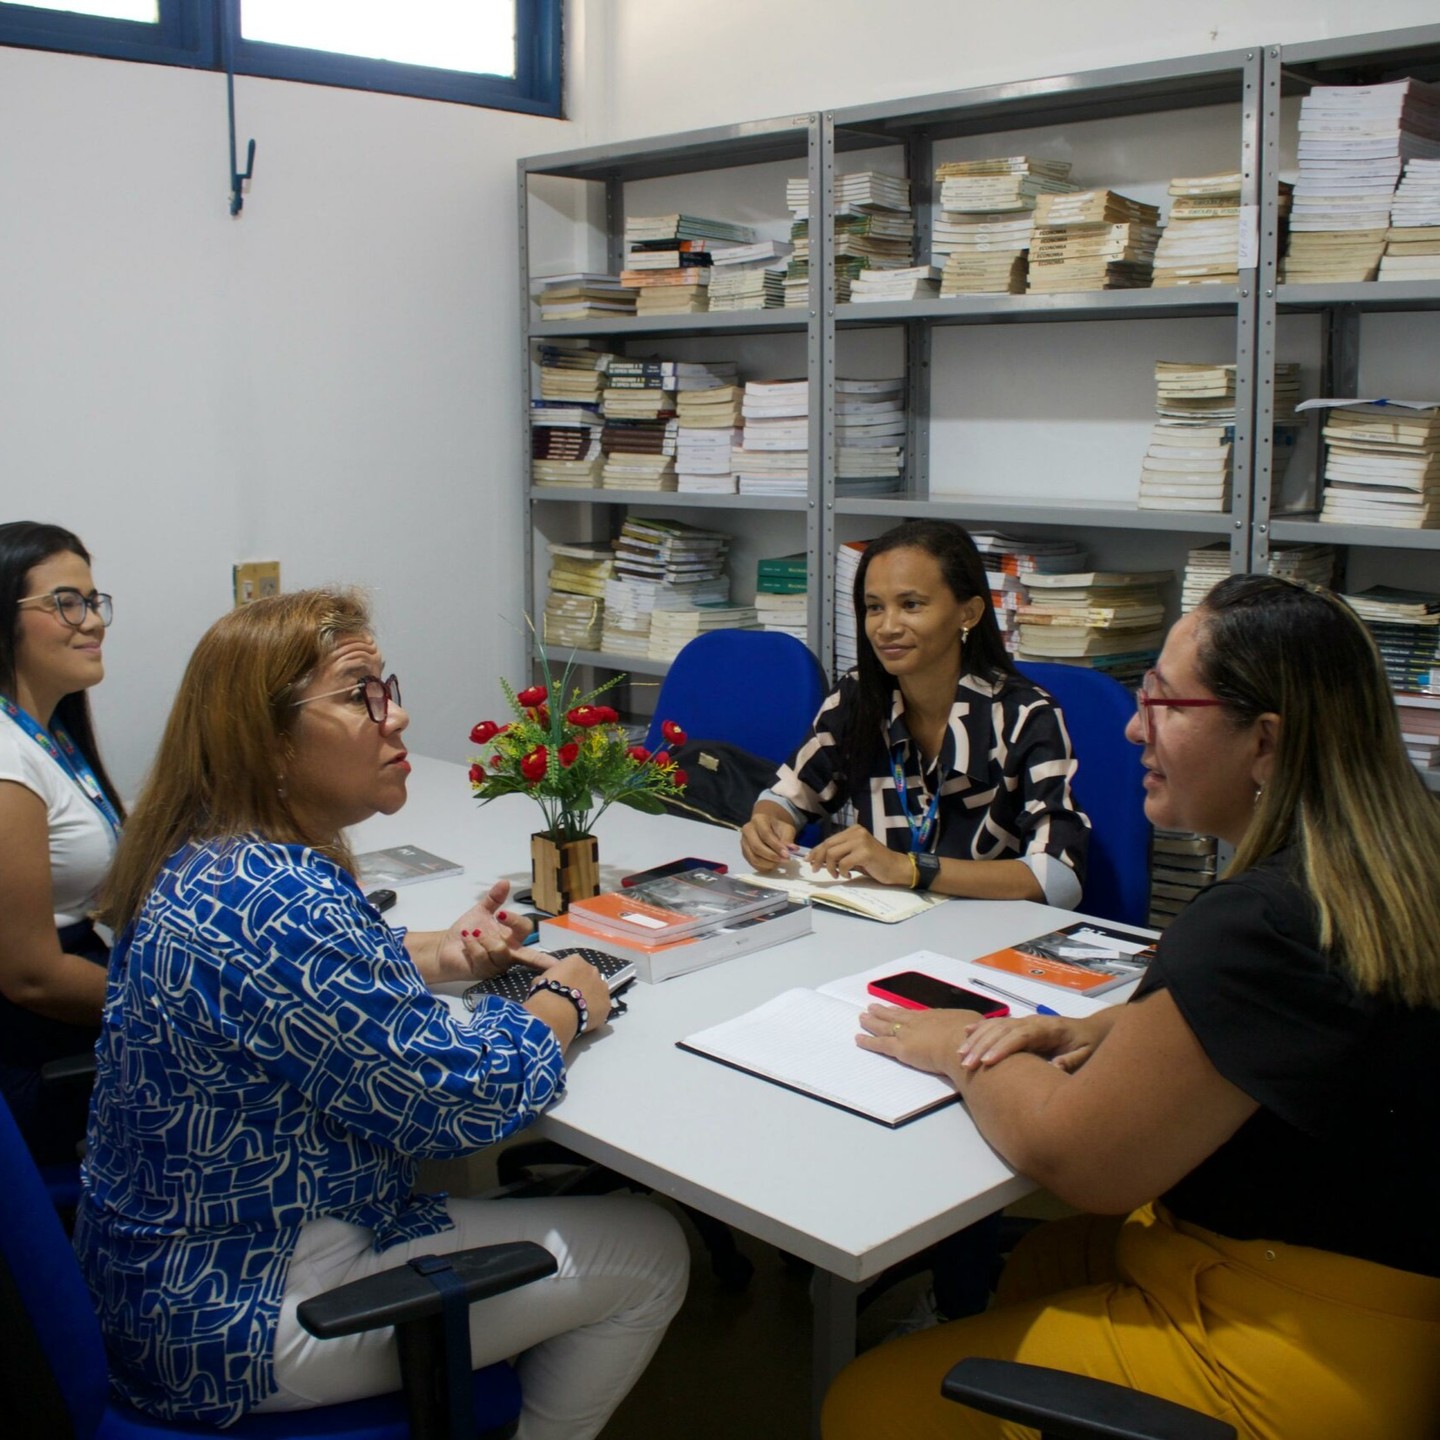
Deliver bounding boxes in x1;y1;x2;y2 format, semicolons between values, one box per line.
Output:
889;749;941;854
0;695;122;837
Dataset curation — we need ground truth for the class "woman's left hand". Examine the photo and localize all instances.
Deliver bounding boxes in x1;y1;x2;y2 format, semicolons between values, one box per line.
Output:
805;826;912;888
434;879;540;981
856;1001;977;1083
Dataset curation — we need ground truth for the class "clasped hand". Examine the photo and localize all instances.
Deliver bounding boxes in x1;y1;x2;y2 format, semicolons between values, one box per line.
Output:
857;1004;1098;1082
435;878;543;982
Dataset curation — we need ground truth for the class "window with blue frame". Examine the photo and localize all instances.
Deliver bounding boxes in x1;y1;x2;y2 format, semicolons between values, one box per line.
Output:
0;1;563;116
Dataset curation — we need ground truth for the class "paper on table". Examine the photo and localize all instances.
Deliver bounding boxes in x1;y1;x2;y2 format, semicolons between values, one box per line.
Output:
742;857;948;923
678;987;957;1126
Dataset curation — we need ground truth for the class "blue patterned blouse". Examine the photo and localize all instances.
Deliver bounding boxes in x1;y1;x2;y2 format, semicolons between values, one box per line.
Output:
73;838;566;1426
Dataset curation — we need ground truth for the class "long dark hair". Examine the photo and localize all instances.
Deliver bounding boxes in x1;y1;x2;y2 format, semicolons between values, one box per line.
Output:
0;520;125;820
841;520;1016;789
1197;573;1440;1006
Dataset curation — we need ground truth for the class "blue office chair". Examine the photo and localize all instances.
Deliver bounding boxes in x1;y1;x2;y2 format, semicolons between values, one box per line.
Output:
644;629;828;766
0;1092;555;1440
943;1357;1236;1439
1015;662;1151;928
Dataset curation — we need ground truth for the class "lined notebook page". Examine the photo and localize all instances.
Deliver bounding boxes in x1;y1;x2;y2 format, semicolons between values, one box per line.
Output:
679;988;957;1125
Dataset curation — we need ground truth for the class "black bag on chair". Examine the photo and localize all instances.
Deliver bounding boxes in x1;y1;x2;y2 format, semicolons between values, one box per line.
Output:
658;739;778;829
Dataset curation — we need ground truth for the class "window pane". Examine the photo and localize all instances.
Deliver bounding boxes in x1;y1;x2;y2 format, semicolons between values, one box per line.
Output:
240;1;516;78
11;1;157;18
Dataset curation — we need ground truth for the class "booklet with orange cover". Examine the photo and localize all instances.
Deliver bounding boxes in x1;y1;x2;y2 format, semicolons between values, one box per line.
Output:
972;920;1158;995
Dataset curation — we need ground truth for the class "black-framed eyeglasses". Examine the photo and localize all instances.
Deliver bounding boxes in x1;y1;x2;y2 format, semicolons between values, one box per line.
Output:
294;673;402;725
17;587;113;628
1135;668;1225;743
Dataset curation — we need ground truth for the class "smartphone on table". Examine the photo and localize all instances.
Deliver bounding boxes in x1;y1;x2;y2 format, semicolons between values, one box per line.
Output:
866;971;1010;1017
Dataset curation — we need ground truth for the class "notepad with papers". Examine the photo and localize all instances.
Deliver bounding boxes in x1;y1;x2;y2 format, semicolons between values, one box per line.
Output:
677;951;974;1126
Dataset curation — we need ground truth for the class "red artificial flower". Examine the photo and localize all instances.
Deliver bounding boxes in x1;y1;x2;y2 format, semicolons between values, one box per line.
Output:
627;745;651;763
470;720;502;745
558;741;580;768
468;762;486;785
650;749;671;768
489;754;505;770
520;746;548;782
567;706;603;727
661;719;686;746
594;705;620;724
673;769;688;787
516;685;547;707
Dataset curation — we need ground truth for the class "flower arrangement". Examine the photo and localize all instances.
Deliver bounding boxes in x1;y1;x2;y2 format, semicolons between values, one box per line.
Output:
468;661;687;844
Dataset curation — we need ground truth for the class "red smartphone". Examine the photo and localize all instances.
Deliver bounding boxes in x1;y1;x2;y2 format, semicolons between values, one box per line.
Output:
866;971;1010;1016
620;857;728;887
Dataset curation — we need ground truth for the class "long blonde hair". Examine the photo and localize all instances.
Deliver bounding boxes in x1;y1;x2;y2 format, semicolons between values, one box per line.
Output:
100;588;373;931
1197;575;1440;1008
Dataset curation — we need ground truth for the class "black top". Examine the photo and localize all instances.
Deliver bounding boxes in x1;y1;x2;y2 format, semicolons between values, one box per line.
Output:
1134;850;1440;1277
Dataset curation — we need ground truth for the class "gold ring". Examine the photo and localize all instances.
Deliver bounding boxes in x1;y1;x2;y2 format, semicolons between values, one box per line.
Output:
891;1022;902;1037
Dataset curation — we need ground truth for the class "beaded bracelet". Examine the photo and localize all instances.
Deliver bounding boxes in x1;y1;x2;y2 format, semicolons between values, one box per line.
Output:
527;977;589;1037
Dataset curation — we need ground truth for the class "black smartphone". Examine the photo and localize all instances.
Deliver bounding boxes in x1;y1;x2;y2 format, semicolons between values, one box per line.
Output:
866;971;1009;1017
366;888;397;914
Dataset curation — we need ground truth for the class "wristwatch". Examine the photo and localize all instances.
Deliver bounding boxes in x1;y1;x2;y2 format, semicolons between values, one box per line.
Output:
913;852;941;892
527;977;589;1036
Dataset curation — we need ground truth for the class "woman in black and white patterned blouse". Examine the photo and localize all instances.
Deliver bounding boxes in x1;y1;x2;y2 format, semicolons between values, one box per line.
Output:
741;520;1089;907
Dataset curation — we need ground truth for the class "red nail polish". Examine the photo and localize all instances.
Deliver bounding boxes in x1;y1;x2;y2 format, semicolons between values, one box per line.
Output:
460;930;470;938
497;910;509;922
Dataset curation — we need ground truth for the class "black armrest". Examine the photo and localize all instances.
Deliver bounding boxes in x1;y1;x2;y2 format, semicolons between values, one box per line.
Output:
39;1053;97;1089
942;1358;1236;1440
298;1241;557;1340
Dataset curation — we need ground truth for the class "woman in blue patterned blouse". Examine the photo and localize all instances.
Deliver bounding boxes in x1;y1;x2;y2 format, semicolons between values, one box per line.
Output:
74;588;687;1438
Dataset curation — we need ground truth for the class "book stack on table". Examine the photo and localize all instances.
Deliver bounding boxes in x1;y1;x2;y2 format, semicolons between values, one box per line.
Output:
540;868;811;984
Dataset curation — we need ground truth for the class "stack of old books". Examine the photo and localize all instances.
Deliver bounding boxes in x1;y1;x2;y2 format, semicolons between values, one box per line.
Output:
648;604;761;661
530;400;603;488
1311;401;1440;528
1178;539;1336;613
971;530;1087;657
1139;362;1237;511
835;377;906;494
602;517;734;657
600;380;678;490
1396;693;1440;773
1016;569;1171;685
754;553;810;639
532;271;635;322
620;215;756;315
1340;584;1440;693
707;240;791;310
1379;158;1440;280
785;171;914;305
675;385;743;493
733;378;810;495
1152;172;1290;286
932;156;1078;296
850;264;941;302
1282;79;1440;283
1148;830;1220;929
1026;189;1162;293
542;541;615;650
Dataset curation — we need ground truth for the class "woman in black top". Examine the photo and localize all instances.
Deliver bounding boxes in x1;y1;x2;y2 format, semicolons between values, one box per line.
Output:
824;574;1440;1440
741;520;1089;906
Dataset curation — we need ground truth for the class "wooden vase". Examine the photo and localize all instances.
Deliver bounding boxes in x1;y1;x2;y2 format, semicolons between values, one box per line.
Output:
530;832;600;915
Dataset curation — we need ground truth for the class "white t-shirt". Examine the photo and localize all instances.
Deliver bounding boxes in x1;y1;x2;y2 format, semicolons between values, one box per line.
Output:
0;709;118;927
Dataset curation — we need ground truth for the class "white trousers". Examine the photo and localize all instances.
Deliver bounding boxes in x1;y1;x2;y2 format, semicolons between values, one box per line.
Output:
255;1193;689;1440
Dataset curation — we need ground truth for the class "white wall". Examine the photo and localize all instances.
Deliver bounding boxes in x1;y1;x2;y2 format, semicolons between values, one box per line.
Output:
2;0;1437;797
0;41;588;797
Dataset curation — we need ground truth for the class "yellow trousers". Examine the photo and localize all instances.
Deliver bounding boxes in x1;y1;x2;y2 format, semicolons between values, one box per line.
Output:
822;1205;1440;1440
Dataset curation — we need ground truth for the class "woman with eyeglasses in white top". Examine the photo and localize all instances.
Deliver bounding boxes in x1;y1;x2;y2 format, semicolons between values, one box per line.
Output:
0;520;124;1163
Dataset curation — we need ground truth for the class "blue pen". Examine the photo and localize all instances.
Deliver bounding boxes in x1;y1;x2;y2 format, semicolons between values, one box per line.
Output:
970;977;1060;1016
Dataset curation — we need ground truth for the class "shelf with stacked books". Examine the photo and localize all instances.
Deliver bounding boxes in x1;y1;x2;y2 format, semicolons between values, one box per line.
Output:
834;287;1245;328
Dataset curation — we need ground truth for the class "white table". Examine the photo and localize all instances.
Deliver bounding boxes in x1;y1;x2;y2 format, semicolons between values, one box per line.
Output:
351;757;1127;1428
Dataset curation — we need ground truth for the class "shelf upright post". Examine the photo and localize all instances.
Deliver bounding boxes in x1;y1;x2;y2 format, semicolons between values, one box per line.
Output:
1248;44;1282;575
518;156;539;681
906;129;933;503
813;112;837;677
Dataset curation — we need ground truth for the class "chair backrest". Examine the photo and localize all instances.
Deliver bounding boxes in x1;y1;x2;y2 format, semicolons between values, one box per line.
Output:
1016;662;1151;928
644;630;828;767
0;1094;109;1439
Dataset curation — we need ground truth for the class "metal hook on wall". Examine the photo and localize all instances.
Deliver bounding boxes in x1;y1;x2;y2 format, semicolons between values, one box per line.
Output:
223;7;256;217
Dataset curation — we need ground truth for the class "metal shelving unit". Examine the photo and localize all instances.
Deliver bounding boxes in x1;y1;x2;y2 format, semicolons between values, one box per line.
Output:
517;29;1438;778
